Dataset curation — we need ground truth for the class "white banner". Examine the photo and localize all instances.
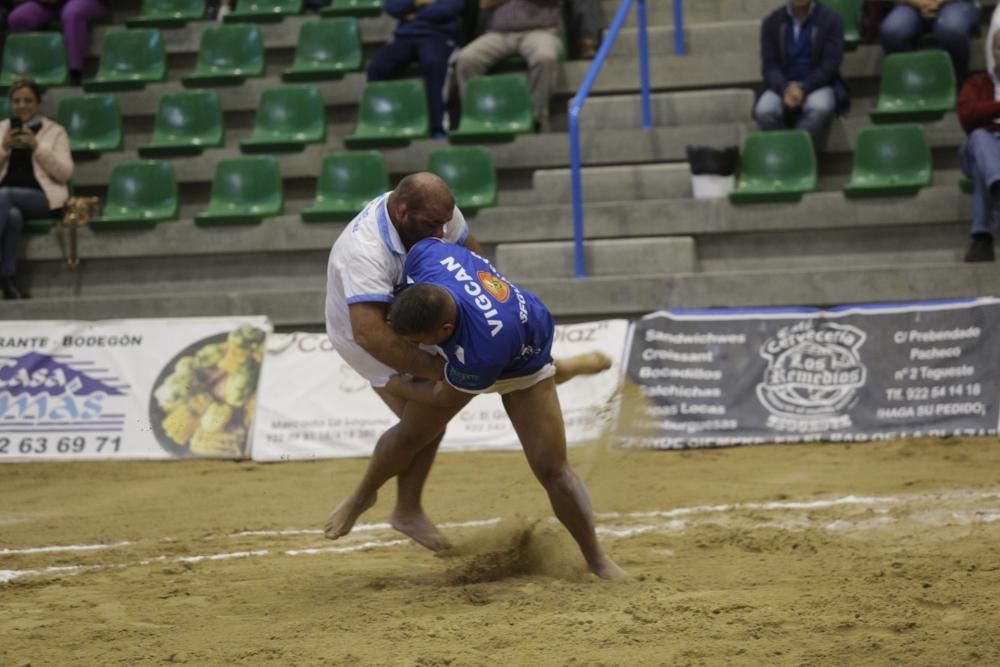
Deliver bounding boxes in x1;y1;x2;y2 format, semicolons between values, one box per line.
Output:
251;320;630;461
0;317;271;461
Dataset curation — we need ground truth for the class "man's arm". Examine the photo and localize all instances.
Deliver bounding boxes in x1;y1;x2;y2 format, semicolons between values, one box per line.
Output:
462;232;482;255
800;13;843;95
384;374;472;408
349;302;445;381
759;16;787;94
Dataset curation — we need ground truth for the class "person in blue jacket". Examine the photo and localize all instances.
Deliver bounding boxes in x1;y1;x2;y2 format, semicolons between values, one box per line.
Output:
753;0;850;148
329;237;626;580
367;0;464;137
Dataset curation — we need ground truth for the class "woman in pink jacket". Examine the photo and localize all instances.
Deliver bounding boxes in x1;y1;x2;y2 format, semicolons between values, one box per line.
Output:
0;78;73;299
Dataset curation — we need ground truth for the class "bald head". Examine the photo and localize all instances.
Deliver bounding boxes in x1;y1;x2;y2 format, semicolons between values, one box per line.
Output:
392;172;455;212
387;172;456;249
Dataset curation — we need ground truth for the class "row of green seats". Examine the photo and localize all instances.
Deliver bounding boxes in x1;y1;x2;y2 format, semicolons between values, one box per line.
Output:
89;148;497;231
125;0;380;27
56;73;534;159
729;125;932;204
0;20;364;91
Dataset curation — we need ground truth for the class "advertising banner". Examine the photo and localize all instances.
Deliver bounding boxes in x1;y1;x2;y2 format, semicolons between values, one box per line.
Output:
0;317;271;461
616;299;1000;449
251;320;630;461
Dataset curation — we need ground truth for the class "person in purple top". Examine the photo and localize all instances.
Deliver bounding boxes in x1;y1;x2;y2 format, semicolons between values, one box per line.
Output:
7;0;110;85
329;238;626;580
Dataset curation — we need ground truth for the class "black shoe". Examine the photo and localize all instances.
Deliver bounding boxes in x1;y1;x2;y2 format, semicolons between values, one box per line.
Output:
1;277;24;300
964;233;995;263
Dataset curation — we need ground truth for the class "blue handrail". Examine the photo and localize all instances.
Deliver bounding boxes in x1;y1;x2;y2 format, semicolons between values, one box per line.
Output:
567;0;685;278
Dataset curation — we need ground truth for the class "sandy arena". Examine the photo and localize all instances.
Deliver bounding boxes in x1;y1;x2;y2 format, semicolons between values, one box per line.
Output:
2;436;1000;666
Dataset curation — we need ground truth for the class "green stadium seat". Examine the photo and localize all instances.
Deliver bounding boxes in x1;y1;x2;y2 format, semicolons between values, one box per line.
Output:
0;98;9;119
449;74;533;143
0;32;68;90
960;177;973;194
427;147;497;213
819;0;861;51
92;161;179;230
729;130;817;204
240;85;326;153
195;156;283;226
84;29;166;92
320;0;381;18
344;80;429;148
139;90;225;157
870;50;956;124
302;152;388;222
56;94;123;158
126;0;206;28
843;124;931;198
224;0;304;23
24;218;54;235
182;24;265;87
281;19;362;82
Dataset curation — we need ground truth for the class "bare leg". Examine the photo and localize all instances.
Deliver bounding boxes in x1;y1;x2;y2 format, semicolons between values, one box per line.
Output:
324;394;471;548
554;351;612;385
502;377;626;580
377;387;452;550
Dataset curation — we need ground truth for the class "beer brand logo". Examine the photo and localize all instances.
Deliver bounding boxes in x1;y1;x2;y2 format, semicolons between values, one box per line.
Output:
477;271;510;303
756;321;867;432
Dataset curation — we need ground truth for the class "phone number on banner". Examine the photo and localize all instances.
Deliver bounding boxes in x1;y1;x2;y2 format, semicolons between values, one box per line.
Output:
0;435;122;456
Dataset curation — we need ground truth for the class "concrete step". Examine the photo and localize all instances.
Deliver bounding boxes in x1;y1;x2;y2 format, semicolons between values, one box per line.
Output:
21;187;973;264
69;123;746;188
6;262;999;325
532;163;693;204
576;88;754;129
495;237;698;279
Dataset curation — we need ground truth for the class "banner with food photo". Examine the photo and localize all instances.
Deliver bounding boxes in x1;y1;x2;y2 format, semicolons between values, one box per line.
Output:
251;320;630;461
0;317;271;461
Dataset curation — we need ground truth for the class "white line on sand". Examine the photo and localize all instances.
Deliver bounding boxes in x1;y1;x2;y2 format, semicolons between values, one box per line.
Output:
4;490;1000;582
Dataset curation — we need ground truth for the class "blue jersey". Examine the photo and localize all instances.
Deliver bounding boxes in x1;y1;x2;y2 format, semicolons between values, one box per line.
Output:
403;238;554;393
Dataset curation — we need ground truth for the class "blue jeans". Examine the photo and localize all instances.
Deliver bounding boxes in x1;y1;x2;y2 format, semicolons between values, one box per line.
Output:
959;129;1000;238
0;186;49;277
753;86;835;147
879;0;980;82
367;35;455;135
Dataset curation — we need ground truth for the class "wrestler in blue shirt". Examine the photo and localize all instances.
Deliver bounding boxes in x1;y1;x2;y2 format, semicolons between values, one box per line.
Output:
382;237;625;580
392;237;555;394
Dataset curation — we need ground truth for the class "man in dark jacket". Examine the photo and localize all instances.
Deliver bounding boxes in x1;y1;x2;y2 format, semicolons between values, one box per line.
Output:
367;0;465;138
753;0;849;148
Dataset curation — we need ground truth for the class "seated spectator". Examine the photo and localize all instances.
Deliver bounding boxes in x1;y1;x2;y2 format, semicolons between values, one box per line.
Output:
0;78;73;300
753;0;849;148
569;0;600;58
6;0;109;86
455;0;563;133
880;0;980;83
367;0;464;138
957;23;1000;262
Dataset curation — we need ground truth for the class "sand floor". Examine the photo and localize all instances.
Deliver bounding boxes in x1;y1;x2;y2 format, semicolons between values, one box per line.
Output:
2;437;1000;666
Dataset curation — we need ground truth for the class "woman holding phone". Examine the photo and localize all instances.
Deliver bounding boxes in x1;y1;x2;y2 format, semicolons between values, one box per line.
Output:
0;77;73;300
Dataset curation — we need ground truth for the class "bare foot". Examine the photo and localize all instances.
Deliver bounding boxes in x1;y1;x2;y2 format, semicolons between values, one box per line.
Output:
323;492;376;540
590;555;628;581
390;508;451;552
555;351;613;384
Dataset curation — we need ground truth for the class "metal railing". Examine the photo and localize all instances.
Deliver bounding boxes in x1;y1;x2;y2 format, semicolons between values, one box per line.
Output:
566;0;685;277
